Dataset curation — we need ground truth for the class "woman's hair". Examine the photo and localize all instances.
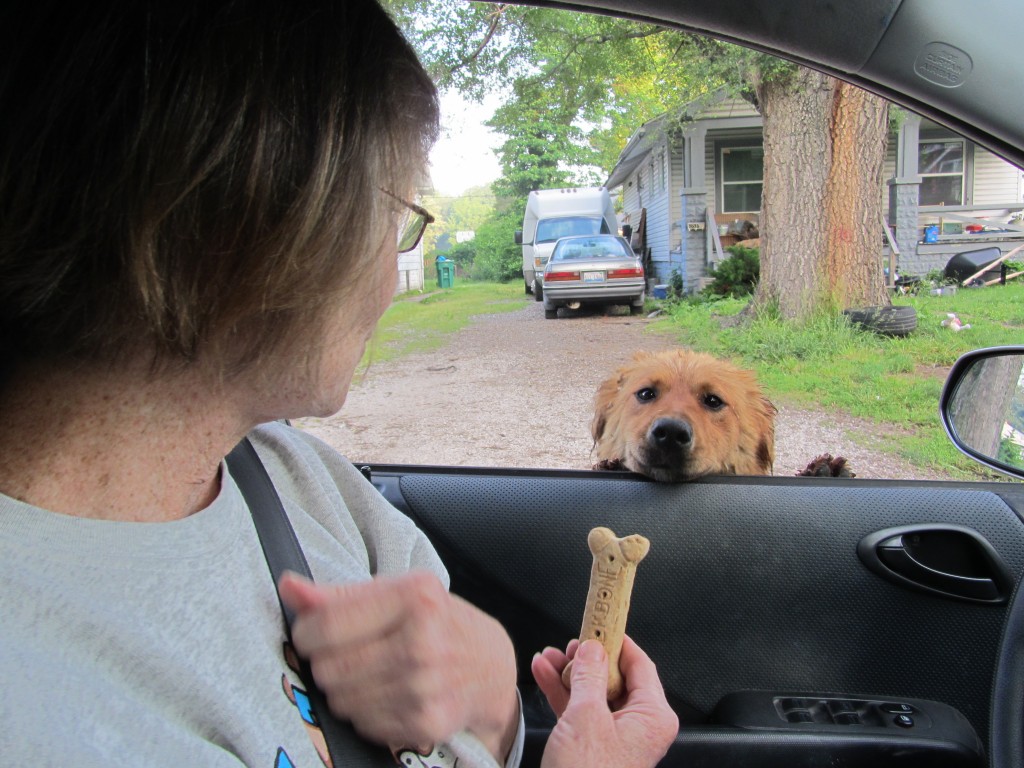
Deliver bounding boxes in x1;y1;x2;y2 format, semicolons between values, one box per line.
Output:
0;0;439;375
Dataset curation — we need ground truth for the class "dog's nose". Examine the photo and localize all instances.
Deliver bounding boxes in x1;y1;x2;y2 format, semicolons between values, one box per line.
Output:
649;418;693;450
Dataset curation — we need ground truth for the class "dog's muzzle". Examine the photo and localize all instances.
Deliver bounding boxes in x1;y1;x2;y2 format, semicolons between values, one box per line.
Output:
638;417;696;466
646;417;693;462
629;417;698;482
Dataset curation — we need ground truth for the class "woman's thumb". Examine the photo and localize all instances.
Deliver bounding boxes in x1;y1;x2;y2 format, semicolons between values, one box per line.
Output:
569;639;610;700
277;571;327;614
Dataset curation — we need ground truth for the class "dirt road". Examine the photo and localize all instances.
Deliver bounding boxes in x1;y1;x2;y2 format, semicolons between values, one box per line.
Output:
297;303;954;481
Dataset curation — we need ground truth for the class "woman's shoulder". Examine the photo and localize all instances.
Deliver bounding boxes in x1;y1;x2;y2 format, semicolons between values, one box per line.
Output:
249;420;360;480
244;421;444;580
245;420;373;515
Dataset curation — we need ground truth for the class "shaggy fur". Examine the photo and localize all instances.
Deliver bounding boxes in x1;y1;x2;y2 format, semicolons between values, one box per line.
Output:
592;349;777;482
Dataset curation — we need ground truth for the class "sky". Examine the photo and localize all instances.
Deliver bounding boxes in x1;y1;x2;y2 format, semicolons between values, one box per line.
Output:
427;90;504;198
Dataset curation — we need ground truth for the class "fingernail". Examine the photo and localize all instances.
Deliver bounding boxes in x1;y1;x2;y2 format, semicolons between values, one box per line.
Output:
578;639;606;661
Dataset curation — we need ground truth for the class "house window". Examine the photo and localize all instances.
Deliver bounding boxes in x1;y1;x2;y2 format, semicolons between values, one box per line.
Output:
721;146;763;213
659;150;666;193
919;139;964;206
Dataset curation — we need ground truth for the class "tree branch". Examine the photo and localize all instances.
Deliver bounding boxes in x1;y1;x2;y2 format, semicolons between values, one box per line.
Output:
541;25;664;82
449;4;508;76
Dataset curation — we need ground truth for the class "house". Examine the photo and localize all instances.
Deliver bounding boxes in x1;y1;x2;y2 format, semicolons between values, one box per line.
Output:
606;90;1024;292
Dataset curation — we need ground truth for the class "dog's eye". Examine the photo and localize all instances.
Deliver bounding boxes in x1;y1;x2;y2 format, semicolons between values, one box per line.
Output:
635;387;657;402
703;393;726;411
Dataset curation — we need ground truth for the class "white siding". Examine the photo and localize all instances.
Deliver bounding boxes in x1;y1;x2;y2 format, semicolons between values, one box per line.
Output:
694;96;759;121
647;146;671;260
882;139;897;181
669;148;684;247
882;138;897;211
620;143;673;243
973;146;1023;205
621;164;642;224
704;139;716;198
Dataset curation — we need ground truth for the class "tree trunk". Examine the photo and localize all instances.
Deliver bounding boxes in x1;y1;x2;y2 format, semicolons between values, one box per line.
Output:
825;82;890;309
753;69;891;319
754;68;834;319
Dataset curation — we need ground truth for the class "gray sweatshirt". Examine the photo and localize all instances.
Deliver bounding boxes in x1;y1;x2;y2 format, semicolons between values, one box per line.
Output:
0;421;523;767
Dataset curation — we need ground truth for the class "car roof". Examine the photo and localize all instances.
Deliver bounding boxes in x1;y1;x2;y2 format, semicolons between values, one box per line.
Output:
519;0;1023;170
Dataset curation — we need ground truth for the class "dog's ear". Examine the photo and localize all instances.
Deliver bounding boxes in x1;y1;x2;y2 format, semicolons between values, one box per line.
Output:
591;370;626;445
591;410;607;445
755;395;777;473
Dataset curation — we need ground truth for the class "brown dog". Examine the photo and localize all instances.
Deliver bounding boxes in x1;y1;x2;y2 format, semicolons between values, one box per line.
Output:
592;349;777;482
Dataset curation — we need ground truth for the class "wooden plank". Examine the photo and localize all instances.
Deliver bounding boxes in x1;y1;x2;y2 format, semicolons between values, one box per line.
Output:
881;215;899;288
706;208;726;264
984;269;1024;286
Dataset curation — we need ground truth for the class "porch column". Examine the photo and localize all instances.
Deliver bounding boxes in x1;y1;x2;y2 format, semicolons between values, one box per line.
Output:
887;112;922;276
679;125;708;293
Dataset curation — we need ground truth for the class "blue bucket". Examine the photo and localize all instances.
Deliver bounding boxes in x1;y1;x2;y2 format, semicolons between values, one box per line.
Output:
924;225;939;243
652;285;669;299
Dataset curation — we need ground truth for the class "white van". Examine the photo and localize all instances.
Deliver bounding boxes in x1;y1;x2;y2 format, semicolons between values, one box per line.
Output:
514;187;617;299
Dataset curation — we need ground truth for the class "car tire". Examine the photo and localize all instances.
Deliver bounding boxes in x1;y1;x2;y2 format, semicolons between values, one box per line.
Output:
843;305;917;337
544;308;557;319
629;292;646;315
534;281;543;301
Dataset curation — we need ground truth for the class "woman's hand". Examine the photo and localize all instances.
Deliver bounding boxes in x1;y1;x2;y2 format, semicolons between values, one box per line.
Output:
531;636;679;768
278;570;519;761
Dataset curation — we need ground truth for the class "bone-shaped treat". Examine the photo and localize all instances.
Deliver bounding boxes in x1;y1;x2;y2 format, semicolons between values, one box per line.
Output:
562;526;650;700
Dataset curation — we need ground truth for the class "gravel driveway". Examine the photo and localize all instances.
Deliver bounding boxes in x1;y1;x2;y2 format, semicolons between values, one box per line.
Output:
297;302;955;481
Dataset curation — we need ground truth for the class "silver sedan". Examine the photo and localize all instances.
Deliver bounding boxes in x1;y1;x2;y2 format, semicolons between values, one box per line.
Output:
541;234;646;319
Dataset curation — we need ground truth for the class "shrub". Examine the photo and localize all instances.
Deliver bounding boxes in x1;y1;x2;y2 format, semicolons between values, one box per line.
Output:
924;268;957;287
667;269;685;300
469;206;522;282
446;241;477;272
705;245;759;297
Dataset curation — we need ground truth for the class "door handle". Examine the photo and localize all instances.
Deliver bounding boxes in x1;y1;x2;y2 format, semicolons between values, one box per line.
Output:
858;524;1013;604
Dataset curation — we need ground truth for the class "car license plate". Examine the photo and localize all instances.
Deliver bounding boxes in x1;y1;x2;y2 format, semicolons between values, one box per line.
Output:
582;271;605;283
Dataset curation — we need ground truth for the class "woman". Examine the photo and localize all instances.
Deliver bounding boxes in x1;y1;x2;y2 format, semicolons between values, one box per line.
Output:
0;1;678;765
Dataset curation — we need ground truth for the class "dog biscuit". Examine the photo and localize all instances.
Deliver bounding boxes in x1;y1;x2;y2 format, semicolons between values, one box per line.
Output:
562;526;650;699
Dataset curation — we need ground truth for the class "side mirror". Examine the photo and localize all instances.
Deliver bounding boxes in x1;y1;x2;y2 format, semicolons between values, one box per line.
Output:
514;229;523;245
940;346;1024;478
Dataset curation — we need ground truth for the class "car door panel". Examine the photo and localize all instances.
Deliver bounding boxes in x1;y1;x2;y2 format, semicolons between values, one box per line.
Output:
365;467;1024;765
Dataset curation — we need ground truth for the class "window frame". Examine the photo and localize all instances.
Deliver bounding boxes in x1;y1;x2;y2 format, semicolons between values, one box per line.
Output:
918;137;967;207
718;143;764;214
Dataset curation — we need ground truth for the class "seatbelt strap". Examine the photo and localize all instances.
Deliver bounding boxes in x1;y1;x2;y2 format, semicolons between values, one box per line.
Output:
226;437;391;765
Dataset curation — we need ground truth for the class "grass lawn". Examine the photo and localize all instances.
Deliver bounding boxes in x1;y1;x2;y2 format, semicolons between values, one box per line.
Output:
363;281;529;366
652;281;1024;479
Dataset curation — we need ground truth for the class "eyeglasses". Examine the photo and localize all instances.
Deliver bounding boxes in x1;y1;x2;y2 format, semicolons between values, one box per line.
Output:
381;188;435;253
